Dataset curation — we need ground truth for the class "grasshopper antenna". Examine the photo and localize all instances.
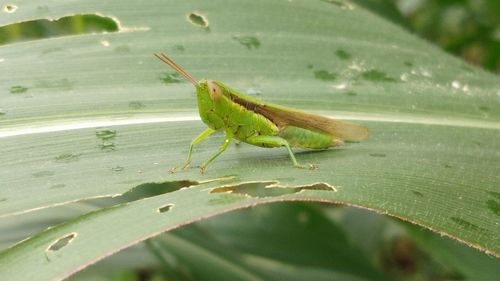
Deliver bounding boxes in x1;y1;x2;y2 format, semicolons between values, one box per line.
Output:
154;53;198;86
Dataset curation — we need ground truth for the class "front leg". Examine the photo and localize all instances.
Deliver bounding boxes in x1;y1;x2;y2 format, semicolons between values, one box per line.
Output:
182;128;215;170
199;131;233;173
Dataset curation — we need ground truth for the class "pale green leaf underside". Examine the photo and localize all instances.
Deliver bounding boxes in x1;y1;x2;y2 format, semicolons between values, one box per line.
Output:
0;0;499;279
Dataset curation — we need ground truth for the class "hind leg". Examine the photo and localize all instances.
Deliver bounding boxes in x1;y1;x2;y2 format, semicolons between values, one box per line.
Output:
246;135;304;168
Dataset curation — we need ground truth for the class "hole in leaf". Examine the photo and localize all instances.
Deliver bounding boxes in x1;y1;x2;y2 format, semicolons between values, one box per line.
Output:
0;14;119;46
47;233;77;252
157;203;174;213
120;181;197;202
187;12;208;28
3;4;17;13
210;181;335;198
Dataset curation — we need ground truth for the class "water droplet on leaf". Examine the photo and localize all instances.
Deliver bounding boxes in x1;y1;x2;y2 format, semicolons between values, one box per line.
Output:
232;35;260;49
10;85;28;94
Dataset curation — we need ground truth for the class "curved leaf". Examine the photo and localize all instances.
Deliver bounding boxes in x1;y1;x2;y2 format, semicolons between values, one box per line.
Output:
0;0;499;279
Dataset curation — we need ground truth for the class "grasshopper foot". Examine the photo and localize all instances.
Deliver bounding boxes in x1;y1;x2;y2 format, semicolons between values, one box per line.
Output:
182;161;191;170
198;165;206;174
294;164;306;169
294;163;319;170
308;163;319;170
168;166;178;174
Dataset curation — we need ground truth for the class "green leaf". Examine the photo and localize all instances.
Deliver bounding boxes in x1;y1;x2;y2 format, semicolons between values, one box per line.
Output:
0;0;499;279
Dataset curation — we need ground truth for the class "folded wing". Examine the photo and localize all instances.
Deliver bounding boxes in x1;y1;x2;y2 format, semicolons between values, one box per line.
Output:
220;82;369;142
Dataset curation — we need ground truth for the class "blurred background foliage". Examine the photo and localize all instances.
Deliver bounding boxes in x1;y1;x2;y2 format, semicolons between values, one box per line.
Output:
1;0;499;280
354;0;500;73
2;0;498;72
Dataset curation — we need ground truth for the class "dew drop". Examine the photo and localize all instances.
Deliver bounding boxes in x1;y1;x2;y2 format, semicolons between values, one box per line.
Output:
10;85;28;94
96;129;116;140
369;153;386;157
486;200;500;216
55;153;80;163
403;61;413;67
400;73;409;81
314;70;336;81
411;190;424;197
161;72;183;84
332;83;347;90
111;166;125;172
335;49;351;60
99;142;116;151
451;80;461;89
100;40;110;47
129;101;144;109
232;35;260;49
361;69;396;82
174;45;185;52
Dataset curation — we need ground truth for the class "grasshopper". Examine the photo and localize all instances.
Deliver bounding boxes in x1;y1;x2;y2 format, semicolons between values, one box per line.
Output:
155;53;368;173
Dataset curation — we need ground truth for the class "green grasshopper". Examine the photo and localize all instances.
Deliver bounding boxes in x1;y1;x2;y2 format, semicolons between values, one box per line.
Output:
155;53;368;173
